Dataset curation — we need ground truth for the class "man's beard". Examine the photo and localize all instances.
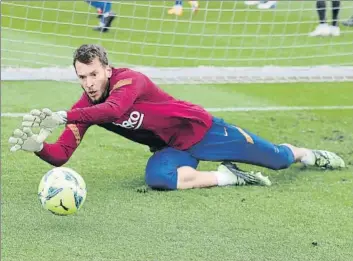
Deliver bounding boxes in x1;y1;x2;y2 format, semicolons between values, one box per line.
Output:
90;83;110;105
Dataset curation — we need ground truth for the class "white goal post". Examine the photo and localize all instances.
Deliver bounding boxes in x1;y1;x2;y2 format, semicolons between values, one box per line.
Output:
1;1;353;83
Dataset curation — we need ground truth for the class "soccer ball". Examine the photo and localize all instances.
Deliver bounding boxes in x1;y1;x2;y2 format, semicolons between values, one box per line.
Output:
38;167;87;216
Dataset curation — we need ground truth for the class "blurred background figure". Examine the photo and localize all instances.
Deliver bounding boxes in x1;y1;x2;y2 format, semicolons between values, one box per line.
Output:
86;1;116;32
309;0;341;37
342;14;353;26
168;1;199;16
244;1;277;9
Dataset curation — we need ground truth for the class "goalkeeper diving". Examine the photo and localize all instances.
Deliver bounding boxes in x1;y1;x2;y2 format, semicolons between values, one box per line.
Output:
9;44;345;190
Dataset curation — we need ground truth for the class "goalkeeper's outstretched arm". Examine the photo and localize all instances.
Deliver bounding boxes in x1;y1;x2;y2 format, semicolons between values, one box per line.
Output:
20;94;93;166
35;123;90;167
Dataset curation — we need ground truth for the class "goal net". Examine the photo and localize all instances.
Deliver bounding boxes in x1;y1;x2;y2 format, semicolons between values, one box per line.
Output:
2;1;353;83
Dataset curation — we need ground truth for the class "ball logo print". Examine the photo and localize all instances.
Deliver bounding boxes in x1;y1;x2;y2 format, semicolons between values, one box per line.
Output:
113;111;144;130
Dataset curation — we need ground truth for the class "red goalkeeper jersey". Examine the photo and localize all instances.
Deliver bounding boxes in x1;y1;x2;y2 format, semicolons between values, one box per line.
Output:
36;68;213;166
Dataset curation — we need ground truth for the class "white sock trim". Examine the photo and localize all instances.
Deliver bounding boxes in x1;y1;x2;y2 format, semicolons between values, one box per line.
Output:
213;171;238;186
301;150;315;165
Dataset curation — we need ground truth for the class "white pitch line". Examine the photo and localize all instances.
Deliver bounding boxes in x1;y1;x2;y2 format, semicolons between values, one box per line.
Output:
2;106;353;117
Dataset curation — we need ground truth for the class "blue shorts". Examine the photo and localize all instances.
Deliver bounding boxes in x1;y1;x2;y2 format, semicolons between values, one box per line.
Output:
145;117;295;190
145;147;199;190
188;117;295;169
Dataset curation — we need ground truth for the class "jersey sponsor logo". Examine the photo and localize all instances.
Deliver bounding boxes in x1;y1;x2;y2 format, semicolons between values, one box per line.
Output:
113;111;144;130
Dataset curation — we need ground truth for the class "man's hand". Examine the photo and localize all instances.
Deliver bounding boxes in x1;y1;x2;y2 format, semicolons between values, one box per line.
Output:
22;108;67;142
9;128;48;152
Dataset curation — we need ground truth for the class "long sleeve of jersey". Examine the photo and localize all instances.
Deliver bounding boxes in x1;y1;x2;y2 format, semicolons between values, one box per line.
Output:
66;71;145;125
35;123;89;166
35;95;91;166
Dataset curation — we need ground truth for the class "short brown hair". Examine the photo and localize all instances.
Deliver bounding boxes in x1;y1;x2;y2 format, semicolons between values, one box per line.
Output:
73;44;109;68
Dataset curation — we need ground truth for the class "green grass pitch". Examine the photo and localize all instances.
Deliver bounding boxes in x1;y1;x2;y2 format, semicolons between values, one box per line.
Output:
1;1;353;260
1;81;353;261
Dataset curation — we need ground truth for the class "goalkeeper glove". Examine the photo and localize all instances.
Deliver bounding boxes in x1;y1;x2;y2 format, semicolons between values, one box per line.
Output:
22;108;67;143
9;128;48;152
